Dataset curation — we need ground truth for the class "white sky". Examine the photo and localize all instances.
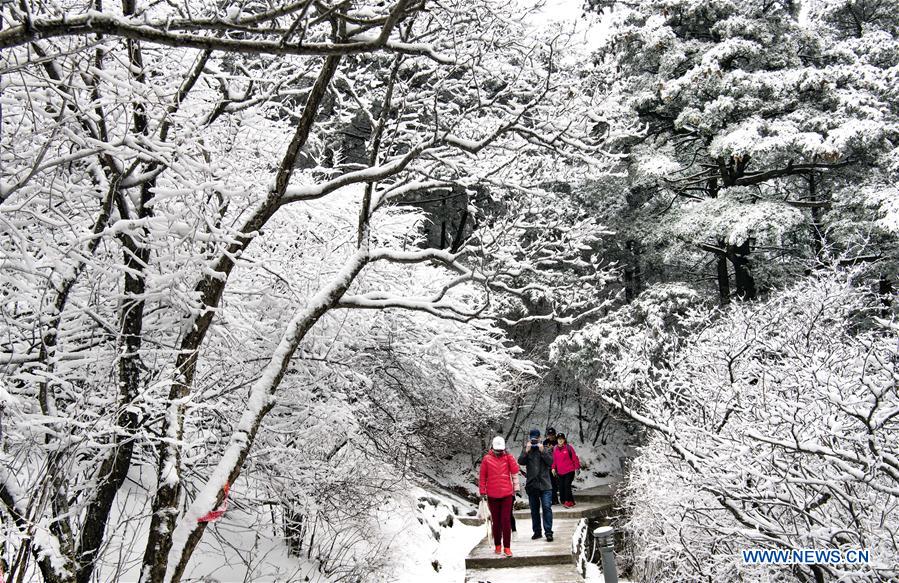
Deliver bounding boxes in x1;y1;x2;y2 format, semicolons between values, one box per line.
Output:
527;0;612;54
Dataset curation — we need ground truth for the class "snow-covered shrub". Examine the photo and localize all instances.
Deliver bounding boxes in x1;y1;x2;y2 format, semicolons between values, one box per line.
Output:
619;272;898;582
550;282;711;401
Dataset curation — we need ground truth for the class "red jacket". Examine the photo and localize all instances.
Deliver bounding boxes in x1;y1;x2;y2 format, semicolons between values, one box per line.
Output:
552;444;581;475
479;451;520;498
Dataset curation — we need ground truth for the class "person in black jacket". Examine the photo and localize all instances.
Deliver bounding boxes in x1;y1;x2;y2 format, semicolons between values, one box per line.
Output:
543;427;560;505
518;428;554;541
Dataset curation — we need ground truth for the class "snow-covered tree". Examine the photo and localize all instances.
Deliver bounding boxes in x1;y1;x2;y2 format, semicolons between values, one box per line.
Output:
550;281;710;403
583;0;899;302
0;0;618;581
562;270;898;581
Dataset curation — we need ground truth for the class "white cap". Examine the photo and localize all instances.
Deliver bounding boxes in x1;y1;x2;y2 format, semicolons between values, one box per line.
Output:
492;436;506;450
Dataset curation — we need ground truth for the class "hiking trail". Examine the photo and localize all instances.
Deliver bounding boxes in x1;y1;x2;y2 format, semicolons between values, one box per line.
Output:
460;479;625;582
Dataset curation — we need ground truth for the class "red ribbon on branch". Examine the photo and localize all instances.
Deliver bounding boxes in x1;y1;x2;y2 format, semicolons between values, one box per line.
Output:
197;482;230;523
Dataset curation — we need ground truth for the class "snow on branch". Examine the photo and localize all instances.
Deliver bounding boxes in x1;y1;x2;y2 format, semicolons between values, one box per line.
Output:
0;12;453;64
281;143;431;204
337;294;484;321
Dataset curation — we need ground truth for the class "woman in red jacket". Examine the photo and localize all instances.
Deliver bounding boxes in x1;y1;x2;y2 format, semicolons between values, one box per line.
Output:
551;433;581;507
479;436;521;556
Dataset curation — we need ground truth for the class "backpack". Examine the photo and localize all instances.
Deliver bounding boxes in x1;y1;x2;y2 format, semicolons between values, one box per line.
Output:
564;445;580;469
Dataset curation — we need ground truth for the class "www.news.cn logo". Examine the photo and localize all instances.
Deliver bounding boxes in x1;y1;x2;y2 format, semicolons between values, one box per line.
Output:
742;549;870;565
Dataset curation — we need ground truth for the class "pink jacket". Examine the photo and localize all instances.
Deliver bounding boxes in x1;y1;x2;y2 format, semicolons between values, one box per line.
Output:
479;451;521;498
552;444;581;475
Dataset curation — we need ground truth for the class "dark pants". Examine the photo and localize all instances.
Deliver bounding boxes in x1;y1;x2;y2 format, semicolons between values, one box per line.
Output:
550;471;560;505
527;489;553;536
487;495;514;548
559;471;575;504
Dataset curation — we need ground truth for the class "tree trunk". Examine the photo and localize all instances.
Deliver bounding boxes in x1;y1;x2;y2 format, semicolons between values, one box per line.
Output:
808;174;824;259
35;183;117;574
633;250;642;299
77;18;153;580
592;412;607;447
716;240;730;305
449;206;469;253
546;389;554;430
140;53;343;583
163;250;369;583
623;239;642;302
77;180;150;583
439;198;447;248
728;240;757;301
623;267;635;302
576;383;585;443
880;275;894;318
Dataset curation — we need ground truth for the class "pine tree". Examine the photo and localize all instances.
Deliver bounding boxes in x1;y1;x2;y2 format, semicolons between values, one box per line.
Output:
585;0;899;302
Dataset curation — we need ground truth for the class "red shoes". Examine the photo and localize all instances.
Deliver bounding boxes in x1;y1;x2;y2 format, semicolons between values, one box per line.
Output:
503;547;513;557
495;545;501;554
563;501;575;508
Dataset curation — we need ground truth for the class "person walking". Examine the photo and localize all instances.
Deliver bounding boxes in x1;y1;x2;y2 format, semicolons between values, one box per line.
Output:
543;427;560;505
518;428;554;541
552;433;581;507
479;436;521;557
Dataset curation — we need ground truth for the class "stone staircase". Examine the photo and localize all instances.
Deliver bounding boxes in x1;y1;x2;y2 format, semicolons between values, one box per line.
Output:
463;482;618;582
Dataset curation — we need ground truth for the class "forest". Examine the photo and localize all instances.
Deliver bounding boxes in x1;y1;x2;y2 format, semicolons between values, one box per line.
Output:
0;0;896;582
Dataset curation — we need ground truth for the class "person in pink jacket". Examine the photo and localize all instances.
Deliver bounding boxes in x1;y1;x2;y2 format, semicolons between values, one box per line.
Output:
479;436;521;556
551;433;581;507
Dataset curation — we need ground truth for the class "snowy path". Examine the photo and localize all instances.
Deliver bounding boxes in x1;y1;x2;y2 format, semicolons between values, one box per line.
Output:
463;484;617;583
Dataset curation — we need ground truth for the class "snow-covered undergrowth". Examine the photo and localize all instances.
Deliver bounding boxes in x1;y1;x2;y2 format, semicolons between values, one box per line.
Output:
376;487;485;583
87;466;482;582
93;465;321;582
617;273;898;582
549;270;899;581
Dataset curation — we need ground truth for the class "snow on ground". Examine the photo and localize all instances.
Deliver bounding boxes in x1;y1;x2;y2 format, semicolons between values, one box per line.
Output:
90;404;629;582
378;486;484;583
584;563;602;581
574;437;633;490
91;457;485;582
98;465;320;583
585;562;633;583
93;471;480;583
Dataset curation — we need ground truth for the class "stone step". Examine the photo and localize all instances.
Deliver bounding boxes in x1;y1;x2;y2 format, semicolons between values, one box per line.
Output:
465;520;577;569
461;494;614;526
458;480;617;514
513;500;613;520
574;494;613;504
459;516;485;526
575;483;618;500
466;564;584;582
466;553;572;569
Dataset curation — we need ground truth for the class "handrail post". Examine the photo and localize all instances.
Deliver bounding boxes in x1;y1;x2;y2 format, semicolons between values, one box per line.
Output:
592;526;618;583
